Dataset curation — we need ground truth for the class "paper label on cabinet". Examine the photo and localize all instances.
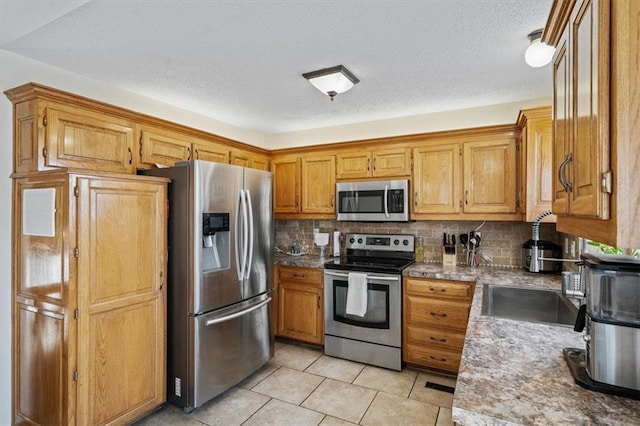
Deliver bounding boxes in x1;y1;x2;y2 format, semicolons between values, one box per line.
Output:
22;188;56;237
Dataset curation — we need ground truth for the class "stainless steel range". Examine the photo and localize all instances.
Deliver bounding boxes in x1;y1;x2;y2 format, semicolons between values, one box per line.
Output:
324;233;415;371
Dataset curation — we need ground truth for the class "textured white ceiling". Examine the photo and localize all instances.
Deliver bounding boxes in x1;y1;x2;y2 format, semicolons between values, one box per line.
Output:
1;0;553;134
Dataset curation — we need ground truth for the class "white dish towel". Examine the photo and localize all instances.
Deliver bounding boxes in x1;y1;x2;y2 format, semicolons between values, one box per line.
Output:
346;272;368;317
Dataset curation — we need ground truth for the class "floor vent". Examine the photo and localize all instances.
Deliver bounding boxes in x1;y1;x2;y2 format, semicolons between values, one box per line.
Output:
425;382;455;394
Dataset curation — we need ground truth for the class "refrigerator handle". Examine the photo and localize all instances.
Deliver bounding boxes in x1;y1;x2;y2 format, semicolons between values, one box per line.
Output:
235;189;243;280
245;189;254;278
205;297;272;326
241;187;249;281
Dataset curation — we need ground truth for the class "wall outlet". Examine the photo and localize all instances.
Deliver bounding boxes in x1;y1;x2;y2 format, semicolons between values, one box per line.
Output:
570;241;576;257
313;228;319;234
564;238;569;254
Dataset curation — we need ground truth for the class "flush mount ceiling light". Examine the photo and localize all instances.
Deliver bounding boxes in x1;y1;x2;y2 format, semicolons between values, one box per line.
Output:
525;29;555;68
302;65;359;101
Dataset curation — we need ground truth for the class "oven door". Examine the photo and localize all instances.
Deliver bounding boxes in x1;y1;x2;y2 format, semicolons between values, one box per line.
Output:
324;270;401;347
336;180;409;222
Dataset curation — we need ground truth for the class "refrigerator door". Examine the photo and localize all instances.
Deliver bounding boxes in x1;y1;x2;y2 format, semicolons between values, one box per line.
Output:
243;168;273;300
190;292;273;410
194;161;244;313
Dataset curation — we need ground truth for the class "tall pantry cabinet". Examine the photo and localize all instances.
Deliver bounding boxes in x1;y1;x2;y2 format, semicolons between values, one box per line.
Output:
12;170;168;425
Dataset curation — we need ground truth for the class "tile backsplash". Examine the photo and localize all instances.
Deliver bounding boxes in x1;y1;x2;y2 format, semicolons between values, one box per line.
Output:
275;219;560;268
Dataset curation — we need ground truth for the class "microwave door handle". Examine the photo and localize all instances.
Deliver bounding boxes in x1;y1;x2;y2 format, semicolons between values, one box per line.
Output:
244;189;254;278
384;184;389;218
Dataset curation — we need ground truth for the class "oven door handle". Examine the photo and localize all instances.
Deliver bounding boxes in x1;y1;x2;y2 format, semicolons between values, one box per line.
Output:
324;270;399;282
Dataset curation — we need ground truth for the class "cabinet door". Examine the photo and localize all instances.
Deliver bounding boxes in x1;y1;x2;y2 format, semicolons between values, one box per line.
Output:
140;128;191;167
277;281;323;344
46;104;134;173
524;113;556;222
76;177;166;425
412;144;461;214
552;27;571;215
372;147;411;177
250;154;270;171
570;0;609;218
301;155;336;214
230;151;252;168
463;139;517;214
193;142;229;164
272;157;300;214
336;151;371;179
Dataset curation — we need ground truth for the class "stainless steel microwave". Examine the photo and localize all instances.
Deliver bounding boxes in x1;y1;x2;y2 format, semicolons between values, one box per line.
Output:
336;180;409;222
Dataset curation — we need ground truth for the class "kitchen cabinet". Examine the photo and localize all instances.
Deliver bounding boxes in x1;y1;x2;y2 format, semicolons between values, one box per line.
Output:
403;277;474;373
230;149;270;171
276;266;323;345
412;133;519;220
138;124;231;167
10;98;135;174
544;0;639;247
271;154;336;218
336;147;411;179
551;0;610;220
12;170;167;425
518;107;555;222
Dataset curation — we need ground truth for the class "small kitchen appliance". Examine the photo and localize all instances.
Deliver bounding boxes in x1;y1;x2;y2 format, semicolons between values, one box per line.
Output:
323;233;415;370
336;179;409;222
564;253;640;400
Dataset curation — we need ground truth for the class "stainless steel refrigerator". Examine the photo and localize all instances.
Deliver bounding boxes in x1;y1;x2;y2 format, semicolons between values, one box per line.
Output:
142;160;274;412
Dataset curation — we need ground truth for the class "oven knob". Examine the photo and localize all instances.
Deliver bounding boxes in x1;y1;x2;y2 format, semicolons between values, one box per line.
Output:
357;238;363;244
394;239;400;245
349;237;355;244
402;239;409;246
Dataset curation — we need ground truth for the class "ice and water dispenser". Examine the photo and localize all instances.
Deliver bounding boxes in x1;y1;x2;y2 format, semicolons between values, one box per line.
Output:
202;213;230;272
565;253;640;399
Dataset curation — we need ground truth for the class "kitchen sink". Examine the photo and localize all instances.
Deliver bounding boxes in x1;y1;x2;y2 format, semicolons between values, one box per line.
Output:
481;285;578;327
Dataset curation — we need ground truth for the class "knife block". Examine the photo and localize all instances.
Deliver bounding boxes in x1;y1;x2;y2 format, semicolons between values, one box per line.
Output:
442;248;457;267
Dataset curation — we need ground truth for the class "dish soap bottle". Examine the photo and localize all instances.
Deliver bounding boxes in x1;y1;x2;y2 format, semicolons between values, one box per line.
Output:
416;236;425;263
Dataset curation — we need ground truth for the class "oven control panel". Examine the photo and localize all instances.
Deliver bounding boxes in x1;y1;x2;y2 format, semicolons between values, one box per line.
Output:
345;233;415;252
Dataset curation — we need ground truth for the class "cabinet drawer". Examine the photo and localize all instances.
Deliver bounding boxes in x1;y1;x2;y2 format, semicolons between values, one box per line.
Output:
278;266;322;285
405;277;474;301
405;325;466;352
405;296;470;330
404;344;461;373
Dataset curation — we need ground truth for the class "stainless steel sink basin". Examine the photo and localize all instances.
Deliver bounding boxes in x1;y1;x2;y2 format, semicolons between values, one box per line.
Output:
481;285;578;327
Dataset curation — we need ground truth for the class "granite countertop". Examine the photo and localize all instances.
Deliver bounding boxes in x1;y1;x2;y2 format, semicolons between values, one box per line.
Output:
403;264;640;425
274;252;328;269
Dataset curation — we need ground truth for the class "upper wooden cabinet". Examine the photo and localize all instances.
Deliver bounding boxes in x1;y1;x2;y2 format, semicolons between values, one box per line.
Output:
4;83;269;174
412;131;520;220
13;171;167;425
231;150;270;171
271;154;336;218
518;107;556;223
11;99;135;174
550;0;610;220
336;147;411;179
544;0;639;247
138;124;232;168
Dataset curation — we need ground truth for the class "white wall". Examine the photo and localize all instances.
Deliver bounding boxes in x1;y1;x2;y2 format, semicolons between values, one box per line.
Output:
0;50;551;424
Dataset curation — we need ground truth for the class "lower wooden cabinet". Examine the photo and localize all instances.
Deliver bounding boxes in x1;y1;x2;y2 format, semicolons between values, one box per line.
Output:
276;266;324;345
403;277;475;373
13;170;168;425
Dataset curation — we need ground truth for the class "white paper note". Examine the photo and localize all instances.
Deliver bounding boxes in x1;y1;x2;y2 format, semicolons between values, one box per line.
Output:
22;188;56;237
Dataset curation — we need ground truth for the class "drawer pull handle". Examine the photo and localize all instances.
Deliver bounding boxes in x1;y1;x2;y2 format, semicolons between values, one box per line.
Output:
429;286;446;292
292;273;305;278
430;337;447;342
429;356;447;362
429;312;447;317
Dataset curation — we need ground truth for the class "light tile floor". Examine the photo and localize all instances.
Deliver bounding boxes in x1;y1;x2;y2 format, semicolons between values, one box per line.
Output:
135;340;457;426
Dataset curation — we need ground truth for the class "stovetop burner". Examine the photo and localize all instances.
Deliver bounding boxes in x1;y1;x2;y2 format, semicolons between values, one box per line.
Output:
323;233;415;274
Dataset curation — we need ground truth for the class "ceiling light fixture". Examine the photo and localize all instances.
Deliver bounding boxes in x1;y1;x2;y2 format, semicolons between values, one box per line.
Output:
302;65;359;101
525;29;555;68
